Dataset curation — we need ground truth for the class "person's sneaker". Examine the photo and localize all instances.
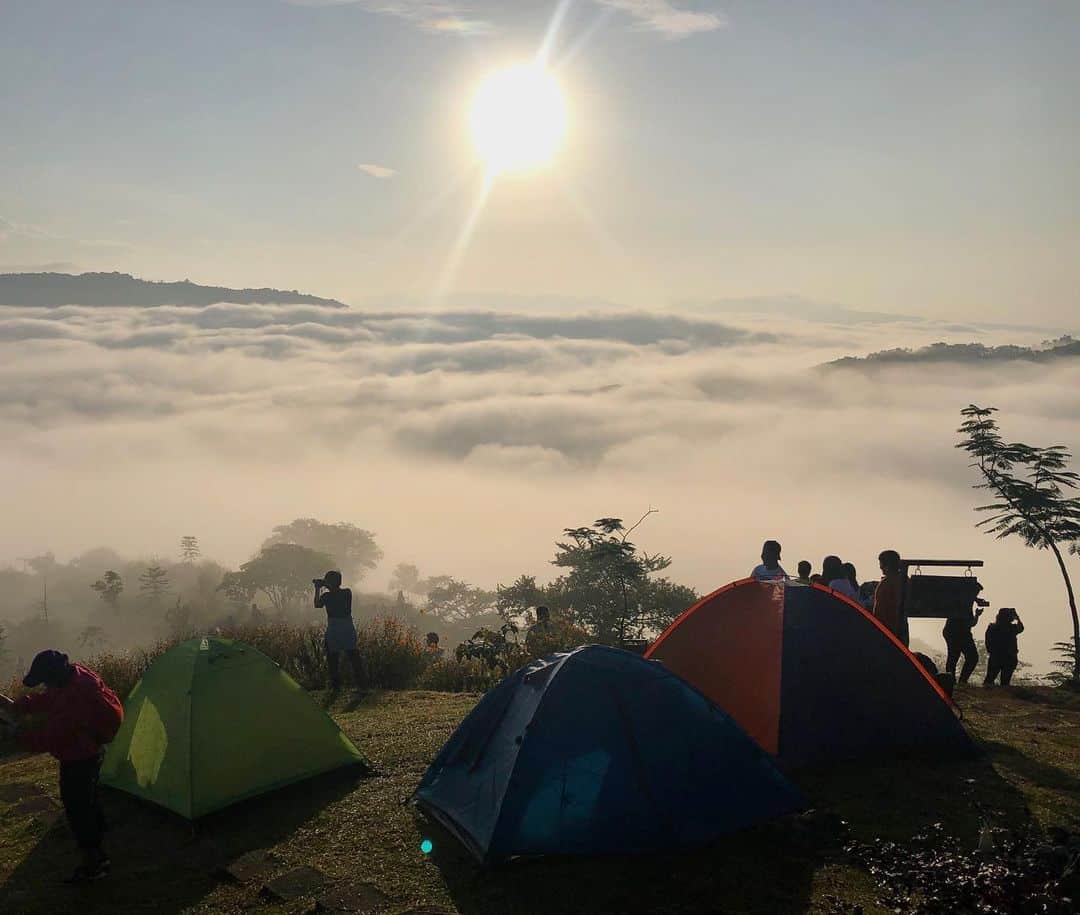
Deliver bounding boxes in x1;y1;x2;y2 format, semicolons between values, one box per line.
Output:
64;855;110;884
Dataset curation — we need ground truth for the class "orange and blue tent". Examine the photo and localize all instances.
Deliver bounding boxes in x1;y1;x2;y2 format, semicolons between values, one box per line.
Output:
645;579;974;769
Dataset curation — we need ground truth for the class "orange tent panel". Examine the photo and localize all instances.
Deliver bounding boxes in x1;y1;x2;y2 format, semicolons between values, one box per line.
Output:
647;579;783;755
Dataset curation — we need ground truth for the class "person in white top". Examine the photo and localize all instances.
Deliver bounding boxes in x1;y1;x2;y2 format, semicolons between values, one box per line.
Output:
823;555;859;601
751;540;789;581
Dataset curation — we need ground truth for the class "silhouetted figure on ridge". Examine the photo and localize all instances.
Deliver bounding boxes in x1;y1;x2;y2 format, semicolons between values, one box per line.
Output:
525;606;554;655
984;607;1024;687
751;540;788;581
942;591;984;685
872;550;908;646
823;555;858;600
795;560;812;585
843;562;860;595
858;579;878;609
314;570;364;691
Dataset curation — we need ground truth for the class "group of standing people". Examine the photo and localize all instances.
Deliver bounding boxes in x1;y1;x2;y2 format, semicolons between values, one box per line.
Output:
751;541;907;643
750;541;1024;686
943;602;1025;687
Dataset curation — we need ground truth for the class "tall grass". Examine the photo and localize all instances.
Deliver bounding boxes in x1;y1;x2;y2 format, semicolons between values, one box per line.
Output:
62;617;438;699
357;617;429;689
417;657;505;692
7;616;571;702
83;640;174;701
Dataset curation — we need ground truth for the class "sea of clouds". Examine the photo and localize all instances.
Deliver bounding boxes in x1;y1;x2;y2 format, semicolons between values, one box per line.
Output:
1;299;1077;670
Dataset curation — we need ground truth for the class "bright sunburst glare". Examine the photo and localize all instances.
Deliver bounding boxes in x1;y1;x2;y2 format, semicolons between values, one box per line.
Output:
469;64;567;175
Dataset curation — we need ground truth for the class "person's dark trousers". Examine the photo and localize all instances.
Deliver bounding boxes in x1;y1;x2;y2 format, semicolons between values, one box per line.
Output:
59;753;106;854
944;629;979;684
327;650;343;690
984;654;1018;687
328;650;367;689
346;649;366;688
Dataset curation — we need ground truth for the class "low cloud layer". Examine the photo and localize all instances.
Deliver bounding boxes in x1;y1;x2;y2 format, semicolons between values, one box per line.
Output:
1;298;1077;671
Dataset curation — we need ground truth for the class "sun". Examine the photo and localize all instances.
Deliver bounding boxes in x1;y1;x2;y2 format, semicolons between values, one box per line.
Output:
469;64;567;175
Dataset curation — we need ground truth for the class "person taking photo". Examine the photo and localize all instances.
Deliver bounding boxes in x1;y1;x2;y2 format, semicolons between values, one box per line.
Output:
314;570;365;691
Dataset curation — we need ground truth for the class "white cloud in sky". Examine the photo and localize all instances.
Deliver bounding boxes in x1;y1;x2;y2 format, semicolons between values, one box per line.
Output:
285;0;725;39
357;163;399;179
0;216;58;242
595;0;726;38
284;0;494;35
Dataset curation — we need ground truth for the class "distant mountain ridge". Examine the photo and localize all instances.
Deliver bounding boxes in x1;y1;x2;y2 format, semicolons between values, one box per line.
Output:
0;272;347;308
824;337;1079;370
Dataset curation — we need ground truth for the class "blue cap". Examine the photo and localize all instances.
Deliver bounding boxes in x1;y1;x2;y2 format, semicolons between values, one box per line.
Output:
23;650;71;688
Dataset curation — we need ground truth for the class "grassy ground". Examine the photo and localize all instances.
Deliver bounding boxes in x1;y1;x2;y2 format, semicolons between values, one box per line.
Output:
1;685;1077;915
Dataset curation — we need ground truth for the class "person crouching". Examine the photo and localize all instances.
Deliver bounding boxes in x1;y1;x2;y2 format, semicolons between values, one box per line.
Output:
1;650;124;883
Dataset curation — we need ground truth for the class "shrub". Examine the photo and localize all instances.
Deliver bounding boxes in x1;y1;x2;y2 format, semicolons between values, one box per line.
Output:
455;621;528;676
82;639;173;700
214;617;428;690
356;617;428;689
219;622;328;689
1048;640;1080;690
417;657;502;693
9;616;440;699
522;616;591;660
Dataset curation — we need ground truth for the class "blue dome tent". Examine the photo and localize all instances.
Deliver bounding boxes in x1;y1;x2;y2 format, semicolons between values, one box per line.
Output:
412;645;804;863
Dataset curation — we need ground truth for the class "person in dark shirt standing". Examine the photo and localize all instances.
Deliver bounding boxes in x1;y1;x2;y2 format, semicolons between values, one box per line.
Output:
314;570;364;691
425;632;444;660
984;607;1024;686
525;605;554;655
795;561;813;585
942;593;984;686
872;550;908;646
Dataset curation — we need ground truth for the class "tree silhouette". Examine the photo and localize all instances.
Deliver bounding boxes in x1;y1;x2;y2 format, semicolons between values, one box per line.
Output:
388;563;423;596
220;543;336;615
180;536;201;564
958;405;1080;682
495;574;544;618
138;565;172;609
424;577;497;625
91;570;124;611
550;513;678;645
262;519;382;582
77;626;108;652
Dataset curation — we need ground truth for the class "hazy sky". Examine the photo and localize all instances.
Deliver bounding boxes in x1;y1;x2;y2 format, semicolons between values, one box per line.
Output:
2;0;1079;321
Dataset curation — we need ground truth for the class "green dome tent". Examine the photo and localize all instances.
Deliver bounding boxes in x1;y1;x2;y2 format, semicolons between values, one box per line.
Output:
102;637;366;819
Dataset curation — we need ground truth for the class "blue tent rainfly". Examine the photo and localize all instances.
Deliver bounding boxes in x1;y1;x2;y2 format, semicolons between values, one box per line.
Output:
412;644;804;863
